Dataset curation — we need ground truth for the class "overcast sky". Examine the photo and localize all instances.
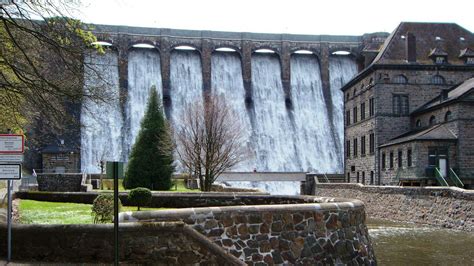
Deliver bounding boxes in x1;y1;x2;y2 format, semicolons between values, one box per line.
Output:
77;0;473;35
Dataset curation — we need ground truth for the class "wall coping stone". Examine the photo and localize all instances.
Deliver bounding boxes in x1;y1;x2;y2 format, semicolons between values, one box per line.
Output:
120;196;365;222
314;183;474;200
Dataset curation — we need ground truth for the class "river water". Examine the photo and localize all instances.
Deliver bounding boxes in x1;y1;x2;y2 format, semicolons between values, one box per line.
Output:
368;219;474;265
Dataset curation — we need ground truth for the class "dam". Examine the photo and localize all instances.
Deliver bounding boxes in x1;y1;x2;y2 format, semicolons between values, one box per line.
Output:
80;25;388;174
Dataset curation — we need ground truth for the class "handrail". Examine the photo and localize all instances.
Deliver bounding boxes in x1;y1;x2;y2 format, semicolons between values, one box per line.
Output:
323;174;330;183
392;167;402;185
434;168;449;186
449;168;464;188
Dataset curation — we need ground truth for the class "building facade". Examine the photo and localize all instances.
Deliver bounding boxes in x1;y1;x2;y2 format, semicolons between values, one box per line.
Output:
342;22;474;188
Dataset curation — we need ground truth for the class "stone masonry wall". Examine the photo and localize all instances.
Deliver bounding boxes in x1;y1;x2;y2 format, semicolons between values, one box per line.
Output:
121;197;377;265
36;174;84;192
0;222;243;265
312;183;473;231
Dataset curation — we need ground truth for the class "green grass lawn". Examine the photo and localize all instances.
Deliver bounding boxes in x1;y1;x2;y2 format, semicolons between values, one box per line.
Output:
97;179;199;193
18;199;165;224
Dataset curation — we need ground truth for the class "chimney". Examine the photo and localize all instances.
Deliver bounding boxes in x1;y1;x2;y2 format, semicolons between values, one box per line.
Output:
406;32;416;63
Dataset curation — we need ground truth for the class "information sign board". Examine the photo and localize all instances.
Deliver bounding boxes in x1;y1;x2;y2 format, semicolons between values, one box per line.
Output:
0;134;24;153
0;164;21;180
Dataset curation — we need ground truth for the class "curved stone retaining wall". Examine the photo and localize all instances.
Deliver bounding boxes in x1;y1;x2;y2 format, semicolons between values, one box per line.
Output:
312;183;474;231
121;196;376;265
0;222;243;265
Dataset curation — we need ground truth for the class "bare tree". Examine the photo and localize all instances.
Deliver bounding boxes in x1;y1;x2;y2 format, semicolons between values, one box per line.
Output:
175;94;248;191
0;1;108;134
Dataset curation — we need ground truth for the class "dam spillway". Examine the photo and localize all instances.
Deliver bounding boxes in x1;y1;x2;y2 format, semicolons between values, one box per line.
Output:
79;26;382;173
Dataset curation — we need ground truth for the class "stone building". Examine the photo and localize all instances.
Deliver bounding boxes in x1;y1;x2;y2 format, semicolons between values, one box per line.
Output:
342;22;474;188
41;139;80;173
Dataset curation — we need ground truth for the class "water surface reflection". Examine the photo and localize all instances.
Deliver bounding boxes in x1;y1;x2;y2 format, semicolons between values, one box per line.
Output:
368;219;473;265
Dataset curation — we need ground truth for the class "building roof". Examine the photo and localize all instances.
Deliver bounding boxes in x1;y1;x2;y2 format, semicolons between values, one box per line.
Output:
379;124;457;148
373;22;474;65
341;22;474;92
41;143;78;154
412;77;474;114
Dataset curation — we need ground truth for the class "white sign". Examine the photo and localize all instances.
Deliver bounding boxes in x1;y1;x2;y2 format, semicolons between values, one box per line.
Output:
0;164;21;180
0;135;24;153
0;154;24;163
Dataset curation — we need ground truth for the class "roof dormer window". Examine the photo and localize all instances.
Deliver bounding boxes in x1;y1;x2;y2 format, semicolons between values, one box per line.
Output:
429;48;448;64
435;56;446;64
459;48;474;65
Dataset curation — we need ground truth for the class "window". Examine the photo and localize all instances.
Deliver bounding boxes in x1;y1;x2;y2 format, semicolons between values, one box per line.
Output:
370;171;374;185
416;119;422;128
381;153;386;169
346;110;351;126
353;138;358;157
353;88;357;97
361;102;366;120
369;98;374;117
398;150;403;167
353;107;358;123
435;56;446;64
467;57;474;65
393;95;409;116
369;133;375;154
362;171;365;184
356;172;360;183
346;140;351;158
445;111;452;122
361;136;366;156
432;75;445;85
393;75;408;84
407;149;412;167
428;148;437;166
346;93;350;101
347;172;351;183
429;115;436;125
389;152;394;169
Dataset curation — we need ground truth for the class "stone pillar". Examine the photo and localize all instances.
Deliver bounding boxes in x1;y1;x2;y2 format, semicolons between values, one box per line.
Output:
320;42;331;110
242;40;253;107
160;37;171;114
281;41;292;109
117;36;129;114
201;39;212;95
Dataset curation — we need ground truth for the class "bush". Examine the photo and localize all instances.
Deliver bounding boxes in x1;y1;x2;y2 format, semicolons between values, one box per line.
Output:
91;194;121;223
128;187;152;211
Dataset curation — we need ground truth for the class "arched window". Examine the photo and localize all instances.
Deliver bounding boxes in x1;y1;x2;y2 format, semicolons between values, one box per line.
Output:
432;75;445;85
429;115;437;125
416;119;422;128
393;74;408;84
445;111;452;122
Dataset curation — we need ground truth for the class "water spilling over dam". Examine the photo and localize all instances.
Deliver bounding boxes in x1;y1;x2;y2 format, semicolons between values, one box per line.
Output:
79;26;381;174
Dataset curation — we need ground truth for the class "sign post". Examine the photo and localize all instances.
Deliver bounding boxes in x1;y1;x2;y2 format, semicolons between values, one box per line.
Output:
0;134;24;263
106;161;124;266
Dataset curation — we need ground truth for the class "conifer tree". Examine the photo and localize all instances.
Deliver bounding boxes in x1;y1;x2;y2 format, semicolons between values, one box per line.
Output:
123;87;174;190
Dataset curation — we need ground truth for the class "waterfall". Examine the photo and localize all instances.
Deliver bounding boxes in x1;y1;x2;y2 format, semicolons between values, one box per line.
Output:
290;54;338;172
329;56;358;164
211;51;254;170
251;53;298;171
125;49;162;157
79;48;358;189
81;51;123;173
169;50;203;126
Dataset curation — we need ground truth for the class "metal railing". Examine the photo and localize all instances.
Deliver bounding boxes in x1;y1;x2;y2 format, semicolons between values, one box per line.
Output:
448;168;464;188
434;168;449;186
